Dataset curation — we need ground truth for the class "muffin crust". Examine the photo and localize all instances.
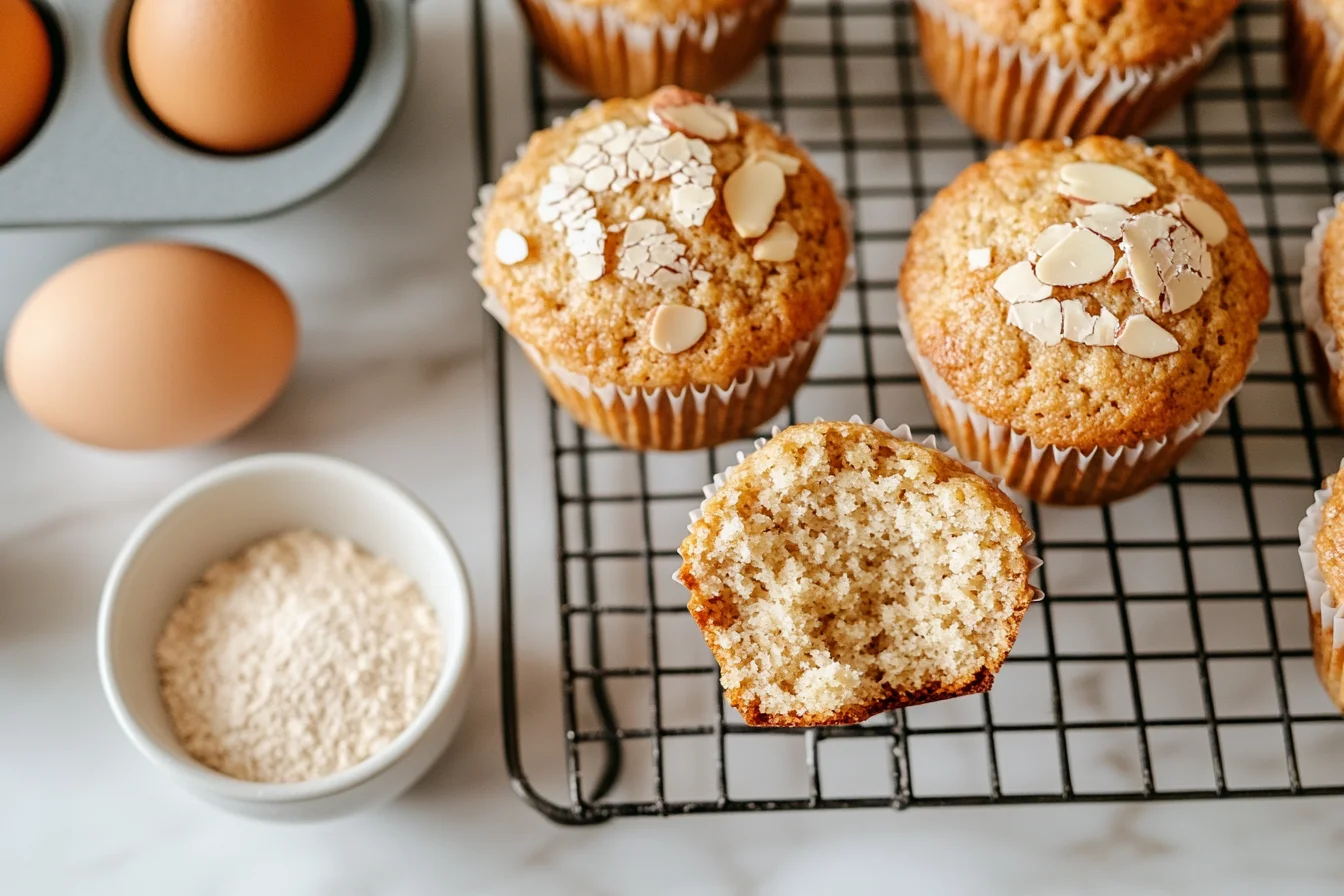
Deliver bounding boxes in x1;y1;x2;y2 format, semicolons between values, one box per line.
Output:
938;0;1238;71
480;95;847;391
1316;471;1344;601
1317;206;1344;359
899;136;1268;450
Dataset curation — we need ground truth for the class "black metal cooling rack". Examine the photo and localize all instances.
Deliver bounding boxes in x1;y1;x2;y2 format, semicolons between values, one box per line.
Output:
481;0;1344;824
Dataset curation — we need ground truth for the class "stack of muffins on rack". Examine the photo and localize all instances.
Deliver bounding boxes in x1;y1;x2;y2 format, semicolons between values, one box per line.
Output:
479;0;1344;724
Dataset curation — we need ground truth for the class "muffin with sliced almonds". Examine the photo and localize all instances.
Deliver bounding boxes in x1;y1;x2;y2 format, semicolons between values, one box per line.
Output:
898;136;1269;505
472;87;849;451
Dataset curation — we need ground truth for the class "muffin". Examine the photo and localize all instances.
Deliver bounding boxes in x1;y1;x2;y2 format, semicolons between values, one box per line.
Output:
676;419;1039;727
518;0;786;99
1298;462;1344;712
1301;195;1344;421
1287;0;1344;154
913;0;1235;141
472;88;849;451
898;137;1269;505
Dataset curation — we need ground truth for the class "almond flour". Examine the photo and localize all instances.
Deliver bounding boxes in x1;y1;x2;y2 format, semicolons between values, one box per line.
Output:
155;529;442;784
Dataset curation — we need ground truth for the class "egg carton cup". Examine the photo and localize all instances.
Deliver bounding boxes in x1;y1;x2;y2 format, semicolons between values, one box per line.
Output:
471;107;853;451
893;298;1245;506
681;415;1045;604
911;0;1230;142
1287;0;1344;155
1297;460;1344;712
517;0;786;98
0;0;411;226
1300;192;1344;421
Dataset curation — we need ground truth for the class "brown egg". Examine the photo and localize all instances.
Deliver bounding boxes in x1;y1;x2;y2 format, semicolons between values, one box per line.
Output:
127;0;358;154
0;0;53;164
4;243;298;451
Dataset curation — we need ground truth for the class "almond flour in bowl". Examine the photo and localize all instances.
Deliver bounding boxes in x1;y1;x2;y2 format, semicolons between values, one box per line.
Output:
155;528;443;784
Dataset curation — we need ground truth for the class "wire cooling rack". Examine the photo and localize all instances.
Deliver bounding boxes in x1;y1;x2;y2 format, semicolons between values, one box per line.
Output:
481;0;1344;823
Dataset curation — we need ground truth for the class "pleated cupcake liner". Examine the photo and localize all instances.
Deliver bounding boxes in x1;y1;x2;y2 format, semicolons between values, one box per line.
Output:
470;104;853;451
1287;0;1344;155
1297;462;1344;712
682;414;1044;603
912;0;1230;141
893;297;1244;505
517;0;786;98
1299;192;1344;419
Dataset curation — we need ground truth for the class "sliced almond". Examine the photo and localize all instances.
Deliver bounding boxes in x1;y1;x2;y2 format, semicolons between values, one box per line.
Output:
1121;211;1213;313
994;260;1052;304
1165;268;1207;313
1076;202;1130;240
1058;162;1158;206
1033;223;1075;258
576;254;605;282
648;87;738;142
1060;299;1095;342
1007;299;1063;345
671;183;716;228
495;228;529;265
1083;307;1120;346
723;158;786;239
1035;226;1116;287
1121;212;1178;307
1178;196;1228;245
967;247;991;270
1116;314;1179;359
649;304;707;354
751;149;802;175
1110;254;1130;284
753;221;799;262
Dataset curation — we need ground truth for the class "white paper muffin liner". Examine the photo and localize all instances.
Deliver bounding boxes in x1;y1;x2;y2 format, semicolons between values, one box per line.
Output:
1297;459;1344;710
1295;0;1344;55
518;0;786;98
912;0;1231;141
893;298;1244;505
680;414;1044;602
470;105;853;451
1300;192;1344;417
1287;0;1344;154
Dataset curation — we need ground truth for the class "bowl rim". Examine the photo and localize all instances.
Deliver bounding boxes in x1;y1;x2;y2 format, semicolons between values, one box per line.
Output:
96;451;475;804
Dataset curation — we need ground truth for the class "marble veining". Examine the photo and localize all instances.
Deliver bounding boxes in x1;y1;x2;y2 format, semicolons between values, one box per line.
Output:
1;2;1342;893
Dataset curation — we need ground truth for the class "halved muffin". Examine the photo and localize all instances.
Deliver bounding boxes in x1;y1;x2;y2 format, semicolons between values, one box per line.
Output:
676;419;1039;727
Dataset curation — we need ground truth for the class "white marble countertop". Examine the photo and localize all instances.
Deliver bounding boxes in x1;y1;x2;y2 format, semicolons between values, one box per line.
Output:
2;2;1343;893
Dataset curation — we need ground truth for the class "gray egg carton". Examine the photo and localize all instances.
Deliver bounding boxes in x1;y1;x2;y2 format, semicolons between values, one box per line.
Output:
0;0;411;226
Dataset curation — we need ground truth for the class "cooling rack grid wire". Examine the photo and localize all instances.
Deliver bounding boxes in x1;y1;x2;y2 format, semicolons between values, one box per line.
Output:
481;0;1344;823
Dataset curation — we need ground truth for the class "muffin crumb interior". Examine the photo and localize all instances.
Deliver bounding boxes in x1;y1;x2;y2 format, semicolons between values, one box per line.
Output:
680;423;1031;723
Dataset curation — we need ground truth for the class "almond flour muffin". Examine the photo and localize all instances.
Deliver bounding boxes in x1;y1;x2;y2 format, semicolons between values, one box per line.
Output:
1301;195;1344;421
914;0;1235;141
1287;0;1344;154
518;0;786;98
899;137;1269;505
473;88;848;451
676;420;1038;727
1299;462;1344;712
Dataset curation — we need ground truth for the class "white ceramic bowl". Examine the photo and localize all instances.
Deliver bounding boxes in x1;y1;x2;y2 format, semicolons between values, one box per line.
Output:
97;453;474;822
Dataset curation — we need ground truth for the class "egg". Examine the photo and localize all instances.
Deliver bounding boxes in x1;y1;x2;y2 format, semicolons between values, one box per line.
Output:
4;243;298;451
0;0;54;164
127;0;358;154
